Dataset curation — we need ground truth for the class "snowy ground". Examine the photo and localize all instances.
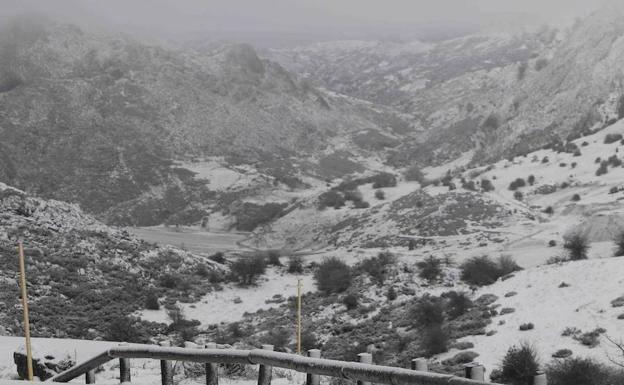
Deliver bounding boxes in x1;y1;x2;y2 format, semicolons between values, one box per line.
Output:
444;257;624;379
139;267;315;325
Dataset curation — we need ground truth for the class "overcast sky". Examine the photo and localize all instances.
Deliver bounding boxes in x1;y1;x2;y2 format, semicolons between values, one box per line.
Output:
0;0;611;46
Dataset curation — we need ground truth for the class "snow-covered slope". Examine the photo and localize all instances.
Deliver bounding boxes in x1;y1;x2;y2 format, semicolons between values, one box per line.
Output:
455;257;624;378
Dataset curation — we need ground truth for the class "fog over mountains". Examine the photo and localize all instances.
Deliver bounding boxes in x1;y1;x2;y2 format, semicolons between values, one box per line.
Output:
4;2;624;383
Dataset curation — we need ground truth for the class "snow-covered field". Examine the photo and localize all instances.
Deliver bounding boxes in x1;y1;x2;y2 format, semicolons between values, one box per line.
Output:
139;267;315;325
446;257;624;378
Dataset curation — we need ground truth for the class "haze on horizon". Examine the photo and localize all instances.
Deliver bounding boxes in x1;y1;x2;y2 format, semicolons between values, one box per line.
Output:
0;0;612;46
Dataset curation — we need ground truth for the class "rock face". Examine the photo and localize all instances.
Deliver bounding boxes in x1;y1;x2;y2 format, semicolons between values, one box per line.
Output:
13;343;74;380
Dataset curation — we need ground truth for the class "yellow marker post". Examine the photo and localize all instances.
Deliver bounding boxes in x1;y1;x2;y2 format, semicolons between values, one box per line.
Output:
297;278;302;354
18;242;34;381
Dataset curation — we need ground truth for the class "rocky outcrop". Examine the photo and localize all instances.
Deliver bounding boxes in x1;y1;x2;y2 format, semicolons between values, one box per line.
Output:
13;343;74;380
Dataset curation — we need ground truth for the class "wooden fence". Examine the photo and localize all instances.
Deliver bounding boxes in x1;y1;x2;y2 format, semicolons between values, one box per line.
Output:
9;343;548;385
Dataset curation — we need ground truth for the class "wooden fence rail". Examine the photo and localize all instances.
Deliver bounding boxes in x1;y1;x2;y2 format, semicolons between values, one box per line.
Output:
39;344;545;385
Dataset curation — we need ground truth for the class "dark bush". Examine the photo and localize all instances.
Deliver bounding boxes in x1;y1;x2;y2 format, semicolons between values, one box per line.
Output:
410;295;445;328
498;255;522;276
314;257;351;293
263;327;290;350
405;166;425;183
527;175;535;185
300;329;320;351
496;343;540;385
444;291;473;319
460;255;520;286
534;58;548;71
596;161;609;176
375;190;385;200
608;155;622;167
344;189;363;203
160;273;181;289
386;286;397;301
234;202;287;231
417;256;443;282
571;194;581;202
287;255;304;273
508;178;526;191
105;316;145;343
519;323;535;331
371;172;397;188
358;252;396;285
420;325;449;357
231;255;267;285
208;252;226;264
481;179;495;192
343;293;359;310
517;62;528;81
145;291;160;310
605;133;623;144
462;180;477;191
194;264;211;279
543;206;554;215
267;251;282;266
546;357;624;385
563;232;589;260
551;349;573;359
514;191;523;201
318;190;346;209
614;231;624;257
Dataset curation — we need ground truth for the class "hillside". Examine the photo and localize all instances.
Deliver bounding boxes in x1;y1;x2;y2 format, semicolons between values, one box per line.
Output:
269;4;624;167
0;182;222;340
0;16;408;226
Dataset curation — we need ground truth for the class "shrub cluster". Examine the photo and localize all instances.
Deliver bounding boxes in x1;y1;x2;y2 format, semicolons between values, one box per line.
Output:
492;343;540;385
459;255;521;286
405;166;425;183
508;178;526;191
481;179;495;192
231;255;267;285
604;133;623;144
563;232;589;261
417;256;443;282
358;252;396;285
547;357;624;385
287;255;304;273
314;257;351;293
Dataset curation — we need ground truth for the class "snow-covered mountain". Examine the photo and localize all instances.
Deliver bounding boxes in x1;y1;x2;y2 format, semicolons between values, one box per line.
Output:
0;17;408;226
269;4;624;167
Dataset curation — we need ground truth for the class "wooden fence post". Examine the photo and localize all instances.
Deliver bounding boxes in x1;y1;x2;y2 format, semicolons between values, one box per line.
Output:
205;343;219;385
463;362;484;381
119;358;131;383
306;349;321;385
411;358;428;371
85;369;95;384
258;345;274;385
160;360;173;385
357;353;373;385
534;371;547;385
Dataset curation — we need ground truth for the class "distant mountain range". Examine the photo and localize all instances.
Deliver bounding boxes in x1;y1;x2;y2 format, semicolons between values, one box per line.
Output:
2;4;624;226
